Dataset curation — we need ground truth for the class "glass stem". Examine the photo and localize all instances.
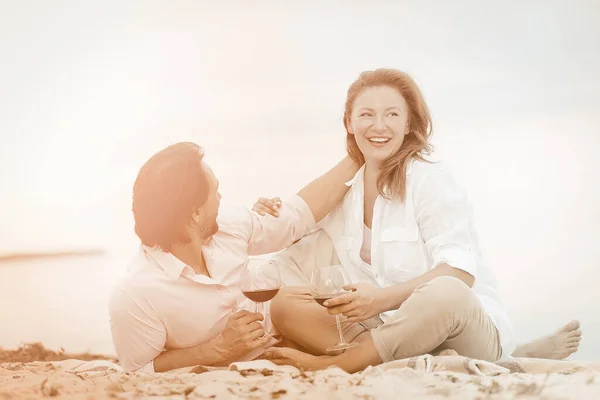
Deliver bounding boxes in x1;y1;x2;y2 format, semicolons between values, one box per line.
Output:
257;301;267;335
335;315;346;344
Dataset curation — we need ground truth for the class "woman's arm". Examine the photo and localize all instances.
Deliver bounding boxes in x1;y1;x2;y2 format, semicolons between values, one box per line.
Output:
296;155;360;223
378;164;477;311
245;156;361;255
252;156;360;222
376;264;474;313
326;163;478;320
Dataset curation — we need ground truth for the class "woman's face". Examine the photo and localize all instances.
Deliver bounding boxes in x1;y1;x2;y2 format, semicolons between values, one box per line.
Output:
348;85;409;165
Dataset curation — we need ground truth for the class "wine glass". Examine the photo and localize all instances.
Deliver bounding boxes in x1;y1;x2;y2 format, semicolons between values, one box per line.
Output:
311;265;359;353
239;258;282;334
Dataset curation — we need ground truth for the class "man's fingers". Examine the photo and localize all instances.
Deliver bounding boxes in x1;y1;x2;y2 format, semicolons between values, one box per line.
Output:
239;312;265;325
248;321;264;333
247;329;267;341
231;309;251;320
324;293;354;307
248;332;272;349
258;334;274;347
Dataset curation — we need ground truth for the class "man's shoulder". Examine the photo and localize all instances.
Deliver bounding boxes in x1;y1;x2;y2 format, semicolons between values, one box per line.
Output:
108;253;163;312
215;206;254;240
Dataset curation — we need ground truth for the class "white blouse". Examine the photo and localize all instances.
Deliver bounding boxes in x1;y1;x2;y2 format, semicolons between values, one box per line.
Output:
276;158;516;357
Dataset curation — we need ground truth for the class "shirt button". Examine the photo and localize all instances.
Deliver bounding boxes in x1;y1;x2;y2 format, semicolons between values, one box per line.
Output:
217;285;227;291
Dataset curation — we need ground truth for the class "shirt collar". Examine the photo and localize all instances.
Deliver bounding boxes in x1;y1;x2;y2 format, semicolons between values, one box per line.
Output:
143;245;189;280
345;159;414;188
344;165;365;187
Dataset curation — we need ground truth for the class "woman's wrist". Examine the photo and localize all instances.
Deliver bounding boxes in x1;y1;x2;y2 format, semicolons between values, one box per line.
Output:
374;286;393;314
376;284;408;313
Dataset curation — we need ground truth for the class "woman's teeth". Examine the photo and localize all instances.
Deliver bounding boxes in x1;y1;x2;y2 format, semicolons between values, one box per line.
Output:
369;137;390;143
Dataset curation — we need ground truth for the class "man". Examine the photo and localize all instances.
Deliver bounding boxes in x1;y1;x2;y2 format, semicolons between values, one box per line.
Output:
108;142;360;372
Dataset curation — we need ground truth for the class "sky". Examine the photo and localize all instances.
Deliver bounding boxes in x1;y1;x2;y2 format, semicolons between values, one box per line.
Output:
0;0;599;356
1;0;598;255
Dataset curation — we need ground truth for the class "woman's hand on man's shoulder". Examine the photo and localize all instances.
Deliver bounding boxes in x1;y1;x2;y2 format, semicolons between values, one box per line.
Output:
252;197;282;217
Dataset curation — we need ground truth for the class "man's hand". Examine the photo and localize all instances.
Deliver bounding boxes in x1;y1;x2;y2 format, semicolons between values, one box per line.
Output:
252;197;281;217
323;283;385;323
213;310;272;364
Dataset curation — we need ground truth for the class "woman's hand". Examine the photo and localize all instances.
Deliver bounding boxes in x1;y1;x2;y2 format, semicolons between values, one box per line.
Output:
252;197;282;217
324;283;385;323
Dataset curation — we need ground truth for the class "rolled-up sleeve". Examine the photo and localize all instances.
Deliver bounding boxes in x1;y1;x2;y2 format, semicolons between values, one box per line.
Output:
108;288;166;373
246;194;317;255
414;165;478;277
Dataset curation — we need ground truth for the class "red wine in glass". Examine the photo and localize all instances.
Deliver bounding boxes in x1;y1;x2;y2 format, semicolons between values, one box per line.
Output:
314;292;345;307
239;259;282;339
242;288;280;303
311;266;358;353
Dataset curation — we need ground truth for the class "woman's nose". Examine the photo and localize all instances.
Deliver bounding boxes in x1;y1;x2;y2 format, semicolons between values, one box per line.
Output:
373;115;386;131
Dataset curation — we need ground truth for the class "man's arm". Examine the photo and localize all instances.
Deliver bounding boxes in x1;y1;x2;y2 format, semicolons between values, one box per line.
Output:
110;294;223;372
153;336;222;372
109;289;271;372
109;289;167;372
154;310;272;372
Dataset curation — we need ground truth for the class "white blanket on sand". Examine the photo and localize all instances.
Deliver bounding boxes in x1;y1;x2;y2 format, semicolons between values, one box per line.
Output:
2;356;599;399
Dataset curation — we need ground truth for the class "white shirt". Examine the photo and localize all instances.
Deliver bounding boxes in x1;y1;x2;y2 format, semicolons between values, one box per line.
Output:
276;159;516;356
108;195;316;372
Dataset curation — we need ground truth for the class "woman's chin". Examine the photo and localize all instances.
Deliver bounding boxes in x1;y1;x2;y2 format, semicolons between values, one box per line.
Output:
362;151;393;165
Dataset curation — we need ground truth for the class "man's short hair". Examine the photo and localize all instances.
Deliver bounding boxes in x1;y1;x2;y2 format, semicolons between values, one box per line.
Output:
132;142;209;251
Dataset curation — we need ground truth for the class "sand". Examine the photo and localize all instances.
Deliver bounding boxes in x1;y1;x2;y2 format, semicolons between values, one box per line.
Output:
1;344;599;399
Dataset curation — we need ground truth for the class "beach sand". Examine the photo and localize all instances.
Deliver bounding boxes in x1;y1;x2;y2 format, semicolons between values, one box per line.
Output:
1;344;599;399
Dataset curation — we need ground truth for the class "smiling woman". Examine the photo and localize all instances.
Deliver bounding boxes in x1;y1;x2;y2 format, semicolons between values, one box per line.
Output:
254;68;583;373
344;69;433;202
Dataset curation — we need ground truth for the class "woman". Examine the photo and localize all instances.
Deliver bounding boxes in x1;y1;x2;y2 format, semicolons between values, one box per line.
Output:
252;69;581;372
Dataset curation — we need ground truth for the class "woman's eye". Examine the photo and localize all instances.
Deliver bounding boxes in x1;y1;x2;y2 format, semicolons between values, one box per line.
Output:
387;112;399;117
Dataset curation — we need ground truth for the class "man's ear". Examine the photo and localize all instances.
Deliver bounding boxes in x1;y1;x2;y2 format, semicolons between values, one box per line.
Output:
191;210;201;223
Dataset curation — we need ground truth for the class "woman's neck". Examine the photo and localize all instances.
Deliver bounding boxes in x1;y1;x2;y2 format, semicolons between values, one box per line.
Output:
363;161;380;193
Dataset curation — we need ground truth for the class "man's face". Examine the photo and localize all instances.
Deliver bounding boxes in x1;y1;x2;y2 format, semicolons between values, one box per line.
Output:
194;162;221;239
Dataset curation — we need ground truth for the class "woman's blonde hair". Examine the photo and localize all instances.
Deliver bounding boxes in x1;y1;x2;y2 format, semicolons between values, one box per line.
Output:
343;68;433;201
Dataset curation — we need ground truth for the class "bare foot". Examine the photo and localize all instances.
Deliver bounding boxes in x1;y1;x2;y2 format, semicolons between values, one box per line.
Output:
512;320;582;360
263;347;325;370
